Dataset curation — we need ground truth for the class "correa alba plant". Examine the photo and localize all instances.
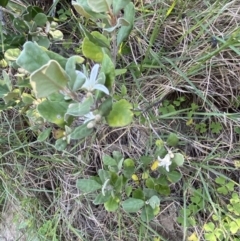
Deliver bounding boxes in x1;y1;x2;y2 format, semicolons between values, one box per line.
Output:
0;0;135;150
76;133;185;222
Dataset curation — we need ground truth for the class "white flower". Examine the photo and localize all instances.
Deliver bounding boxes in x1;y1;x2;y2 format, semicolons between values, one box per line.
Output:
158;153;173;172
84;112;95;123
77;64;109;95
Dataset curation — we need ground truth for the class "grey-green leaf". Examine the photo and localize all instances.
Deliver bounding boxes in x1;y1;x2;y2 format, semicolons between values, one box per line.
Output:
66;96;94;117
113;0;130;15
70;123;93;140
16;41;50;73
117;3;135;46
122;198;144;213
76;179;102;193
30;60;68;98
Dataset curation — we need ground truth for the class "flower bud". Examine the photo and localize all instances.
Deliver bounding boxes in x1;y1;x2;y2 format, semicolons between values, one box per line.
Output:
95;114;102;122
86;92;93;98
87;121;95;129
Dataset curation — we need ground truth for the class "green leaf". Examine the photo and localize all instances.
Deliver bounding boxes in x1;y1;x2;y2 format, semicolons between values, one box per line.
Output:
13;19;29;32
101;54;115;90
87;0;112;13
91;31;110;48
148;196;160;209
103;155;117;166
93;192;111;205
140;156;153;166
65;56;85;90
72;0;94;18
132;189;144;200
104;196;119;212
23;6;43;21
98;97;112;116
98;169;110;183
76;179;102;193
210;122;222;134
204;222;215;232
37;36;50;48
30;60;68;98
0;0;9;7
82;38;104;62
230;221;239;234
166;133;179;146
172;153;184;166
123;166;135;178
121;85;127;95
65;96;93;117
44;49;67;69
54;138;67;151
70;123;93;140
141;205;155;222
215;177;226;185
167;170;182;183
37;128;52;142
123;158;135;167
113;0;130;15
125;186;132;197
49;30;63;41
33;13;48;27
4;48;21;61
2;70;11;91
226;181;235;192
3;90;19;104
72;0;106;19
114;175;125;193
122;198;144;213
204;233;216;241
0;81;10;98
37;100;69;127
117;3;135;46
79;25;109;48
217;186;228;195
106;99;133;127
113;151;123;162
143;188;158;199
21;93;34;105
16;41;50;73
155;184;170;196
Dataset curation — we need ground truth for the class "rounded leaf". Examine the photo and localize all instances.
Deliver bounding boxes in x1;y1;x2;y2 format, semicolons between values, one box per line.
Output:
30;60;68;98
166;133;179;146
122;198;144;213
148;196;160;209
167;170;182;183
88;0;112;13
172;153;184;166
70;123;93;140
76;179;102;193
33;13;48;26
4;48;21;61
16;41;50;73
37;100;69;127
106;99;133;127
104;196;119;212
82;38;103;62
141;205;155;222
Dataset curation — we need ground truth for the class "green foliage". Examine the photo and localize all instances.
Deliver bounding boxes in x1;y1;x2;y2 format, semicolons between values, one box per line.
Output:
0;0;136;150
0;0;9;7
215;176;235;195
76;138;184;222
210;122;223;134
177;188;206;227
106;99;133;127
